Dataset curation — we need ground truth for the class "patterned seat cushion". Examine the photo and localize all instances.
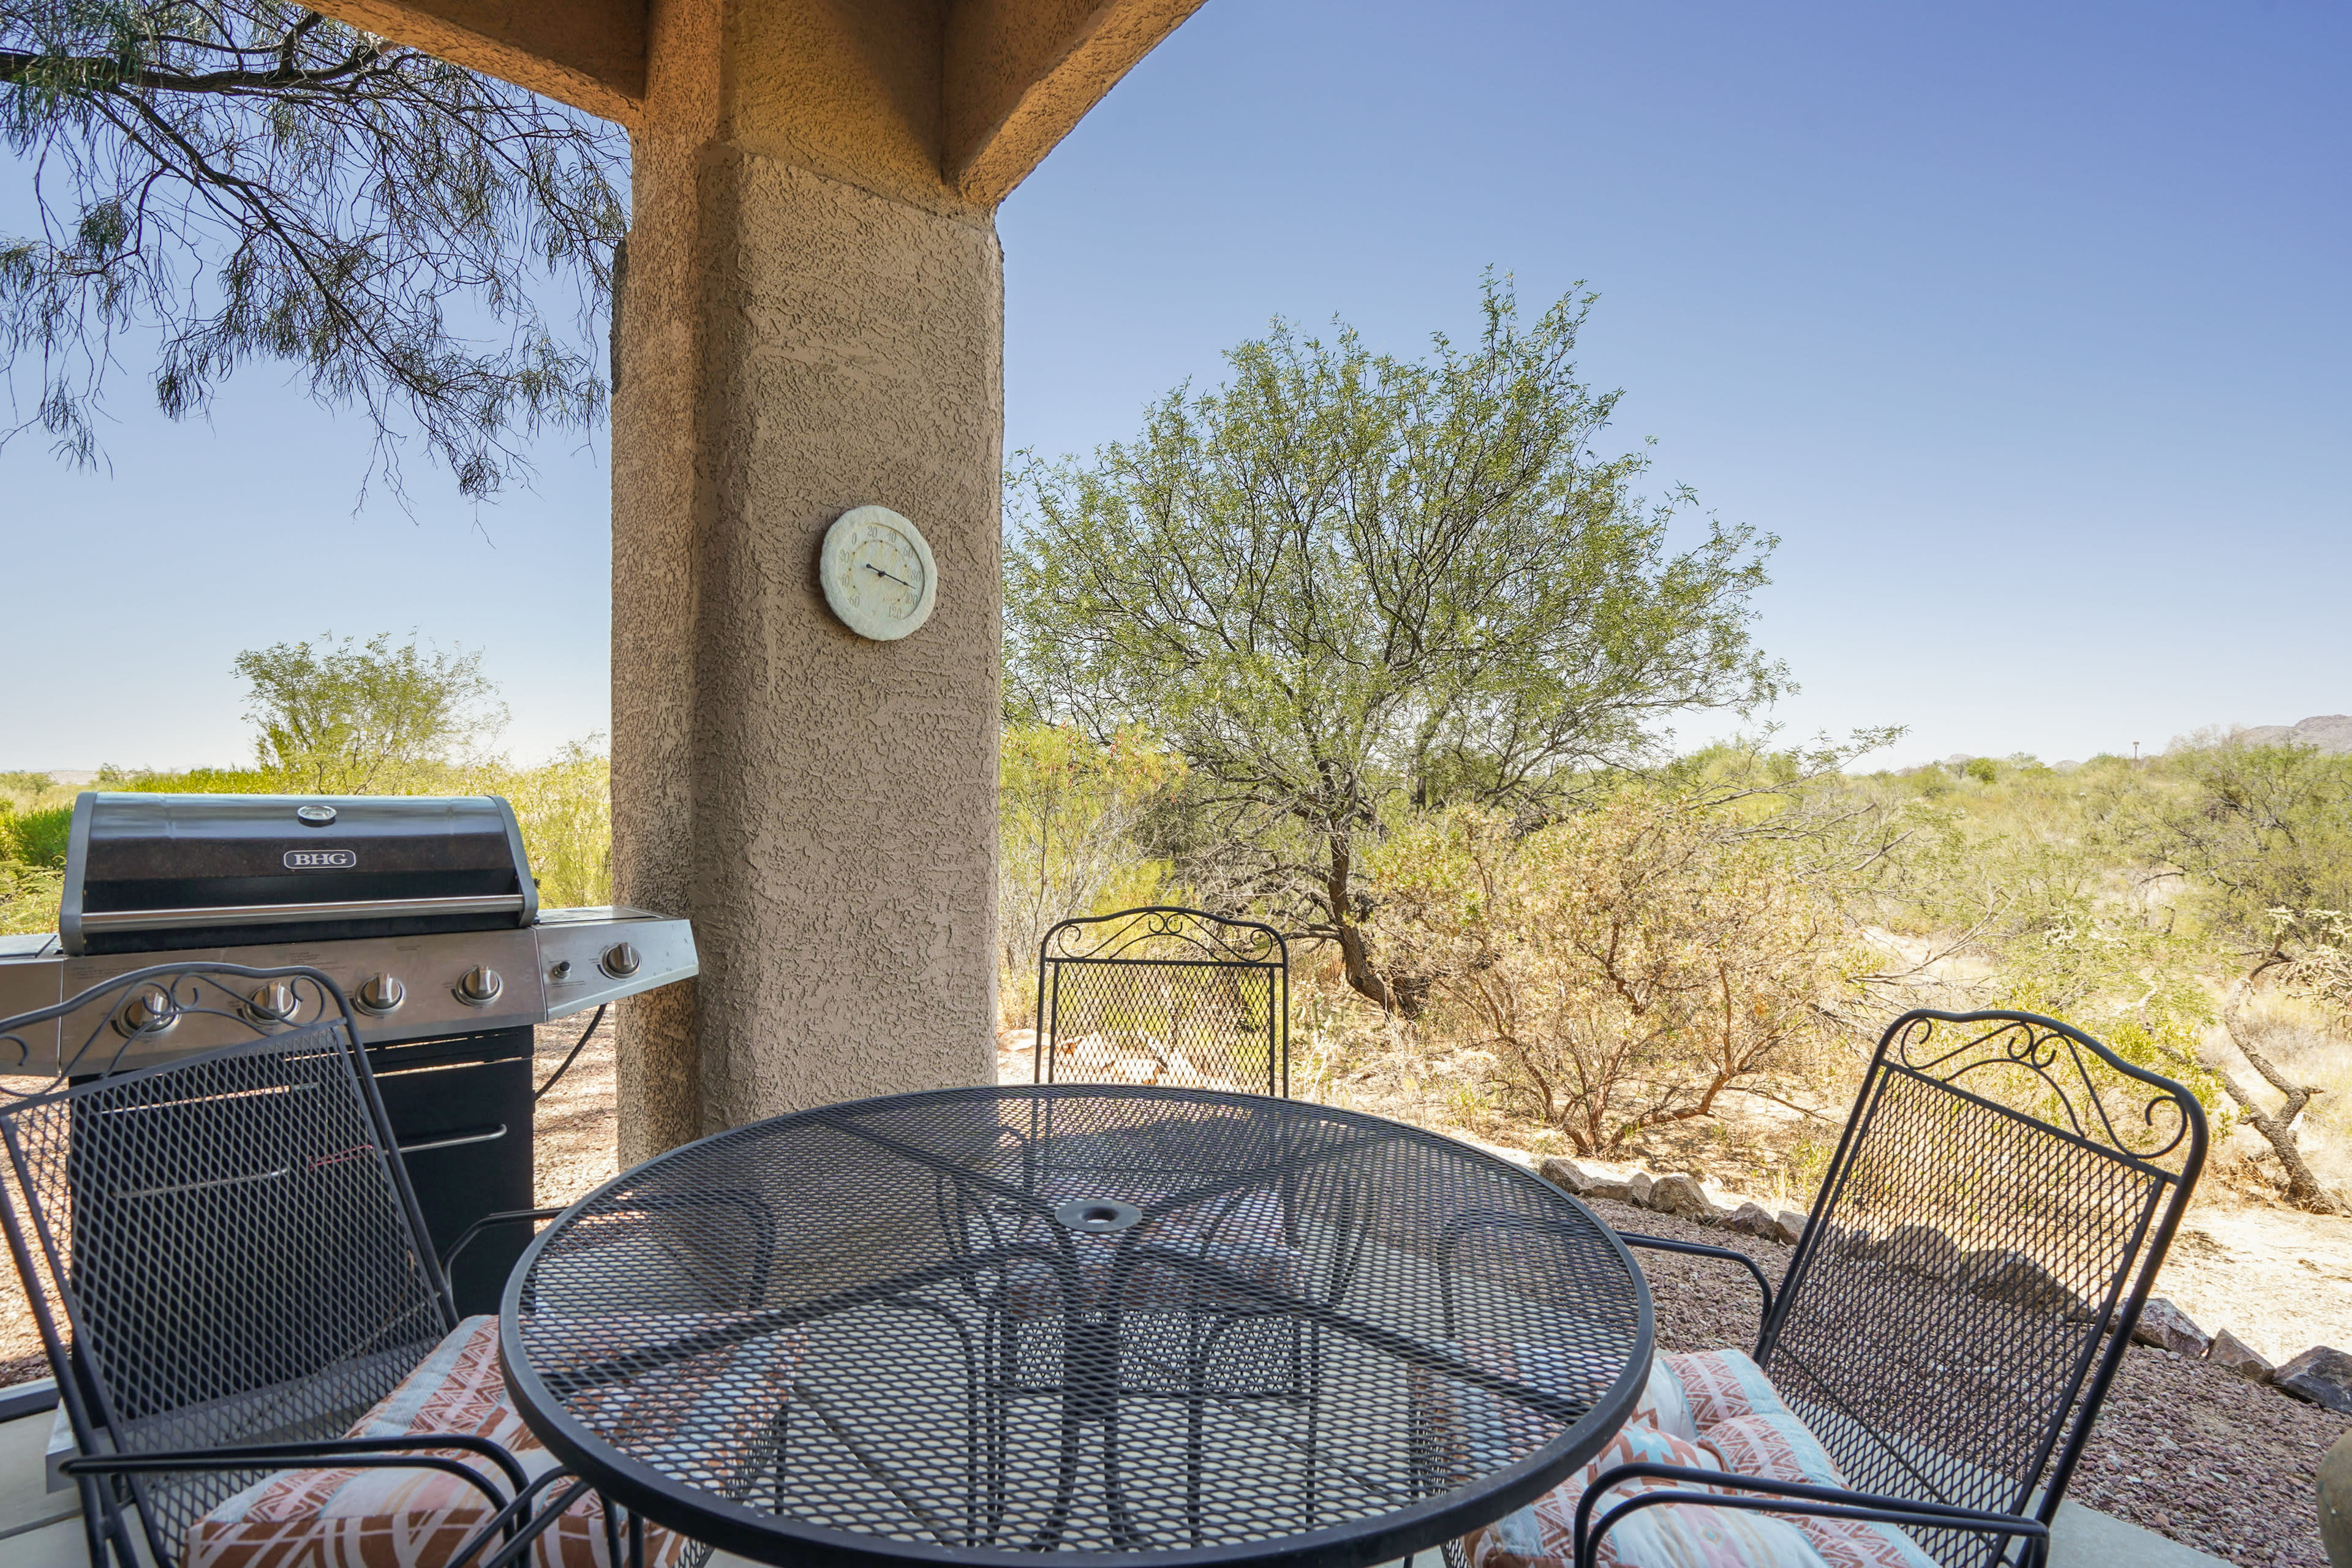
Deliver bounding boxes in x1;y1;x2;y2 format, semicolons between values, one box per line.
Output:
1660;1351;1790;1430
1444;1349;1937;1568
973;1178;1300;1315
186;1316;690;1568
1457;1423;1828;1568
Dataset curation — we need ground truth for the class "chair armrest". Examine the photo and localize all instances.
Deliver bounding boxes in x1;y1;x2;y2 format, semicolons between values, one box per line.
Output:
453;1467;600;1568
1570;1461;2048;1568
1613;1231;1774;1355
442;1207;565;1293
62;1431;530;1507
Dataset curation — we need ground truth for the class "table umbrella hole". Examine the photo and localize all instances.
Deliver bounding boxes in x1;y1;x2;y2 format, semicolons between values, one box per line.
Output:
1055;1197;1143;1233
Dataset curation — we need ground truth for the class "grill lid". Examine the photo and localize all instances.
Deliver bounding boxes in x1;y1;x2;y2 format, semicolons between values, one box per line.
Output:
59;793;538;956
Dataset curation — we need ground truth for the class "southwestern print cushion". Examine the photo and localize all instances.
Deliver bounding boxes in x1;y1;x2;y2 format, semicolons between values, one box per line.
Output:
1451;1346;1941;1567
1460;1423;1828;1568
186;1316;690;1568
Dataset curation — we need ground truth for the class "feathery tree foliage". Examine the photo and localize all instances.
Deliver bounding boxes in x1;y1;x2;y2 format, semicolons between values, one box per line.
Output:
1;2;626;497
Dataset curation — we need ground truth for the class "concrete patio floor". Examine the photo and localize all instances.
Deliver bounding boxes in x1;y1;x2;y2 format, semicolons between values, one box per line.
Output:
0;1397;2237;1568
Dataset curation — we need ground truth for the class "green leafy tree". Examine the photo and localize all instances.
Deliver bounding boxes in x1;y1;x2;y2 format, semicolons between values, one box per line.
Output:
2136;742;2352;949
233;631;504;793
1005;279;1782;1014
2;2;625;497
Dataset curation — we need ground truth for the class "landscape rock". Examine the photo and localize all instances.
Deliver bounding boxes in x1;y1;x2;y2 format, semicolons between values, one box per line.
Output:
1626;1171;1654;1207
2130;1297;2212;1359
1722;1201;1779;1238
1541;1156;1634;1202
1879;1223;1962;1280
1959;1250;2087;1315
2207;1329;2275;1384
1773;1210;1808;1246
1539;1156;1594;1195
1646;1172;1717;1220
2274;1346;2352;1413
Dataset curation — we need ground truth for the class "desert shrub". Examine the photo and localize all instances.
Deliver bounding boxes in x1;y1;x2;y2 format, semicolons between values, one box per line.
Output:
0;807;71;869
94;766;277;793
997;724;1182;1022
481;745;611;909
0;864;62;938
1986;910;2231;1131
2132;742;2352;951
1374;793;1866;1153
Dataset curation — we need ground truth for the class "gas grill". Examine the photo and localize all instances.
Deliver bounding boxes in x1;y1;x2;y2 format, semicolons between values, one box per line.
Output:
0;792;698;1310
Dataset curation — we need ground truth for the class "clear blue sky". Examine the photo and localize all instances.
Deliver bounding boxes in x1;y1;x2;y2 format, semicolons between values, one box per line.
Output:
4;0;2346;772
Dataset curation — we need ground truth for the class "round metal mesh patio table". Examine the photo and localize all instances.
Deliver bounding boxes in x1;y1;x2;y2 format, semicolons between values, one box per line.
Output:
499;1085;1652;1568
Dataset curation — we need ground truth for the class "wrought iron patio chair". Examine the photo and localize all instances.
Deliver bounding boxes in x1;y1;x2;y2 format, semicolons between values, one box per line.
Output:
0;962;657;1568
1033;907;1289;1097
1437;1008;2206;1568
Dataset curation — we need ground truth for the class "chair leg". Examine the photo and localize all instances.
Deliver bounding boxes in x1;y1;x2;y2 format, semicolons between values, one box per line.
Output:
83;1475;143;1568
73;1478;111;1568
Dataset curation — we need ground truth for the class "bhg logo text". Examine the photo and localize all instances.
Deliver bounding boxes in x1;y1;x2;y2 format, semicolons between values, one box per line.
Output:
283;850;358;870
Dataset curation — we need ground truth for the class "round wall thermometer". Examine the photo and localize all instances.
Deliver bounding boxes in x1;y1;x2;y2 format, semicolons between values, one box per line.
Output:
820;505;938;642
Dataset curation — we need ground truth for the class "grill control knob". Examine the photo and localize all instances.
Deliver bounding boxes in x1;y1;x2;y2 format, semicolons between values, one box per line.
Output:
599;942;641;979
115;987;178;1038
356;973;406;1014
247;981;298;1023
455;966;503;1006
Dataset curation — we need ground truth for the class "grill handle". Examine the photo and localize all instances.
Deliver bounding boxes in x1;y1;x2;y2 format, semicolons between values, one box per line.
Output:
76;895;529;935
398;1123;508;1155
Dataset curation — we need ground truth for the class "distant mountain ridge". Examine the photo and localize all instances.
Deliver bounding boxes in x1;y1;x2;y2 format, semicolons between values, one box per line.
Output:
2234;715;2352;753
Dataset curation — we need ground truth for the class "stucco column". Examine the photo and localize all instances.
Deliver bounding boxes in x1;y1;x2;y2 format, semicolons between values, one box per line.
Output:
611;0;1003;1158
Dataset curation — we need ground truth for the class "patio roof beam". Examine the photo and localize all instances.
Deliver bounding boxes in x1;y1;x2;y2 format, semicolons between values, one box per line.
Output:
309;0;649;126
306;0;1204;202
946;0;1208;203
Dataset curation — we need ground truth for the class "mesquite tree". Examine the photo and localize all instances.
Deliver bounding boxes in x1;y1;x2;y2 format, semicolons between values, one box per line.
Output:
234;631;505;791
1005;277;1782;1014
1;2;625;497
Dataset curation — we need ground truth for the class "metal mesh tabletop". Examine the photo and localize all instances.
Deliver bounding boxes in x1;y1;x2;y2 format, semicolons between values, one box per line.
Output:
500;1087;1651;1568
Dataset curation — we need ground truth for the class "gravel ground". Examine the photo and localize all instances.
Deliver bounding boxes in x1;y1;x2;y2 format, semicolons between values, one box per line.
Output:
1583;1195;2348;1567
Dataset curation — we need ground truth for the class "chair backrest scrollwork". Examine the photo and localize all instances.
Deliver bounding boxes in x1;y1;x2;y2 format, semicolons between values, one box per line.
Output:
1763;1009;2207;1565
0;963;454;1568
1034;907;1291;1097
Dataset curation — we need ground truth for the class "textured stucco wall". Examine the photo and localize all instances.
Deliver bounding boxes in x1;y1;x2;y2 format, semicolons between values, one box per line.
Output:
613;0;1002;1159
